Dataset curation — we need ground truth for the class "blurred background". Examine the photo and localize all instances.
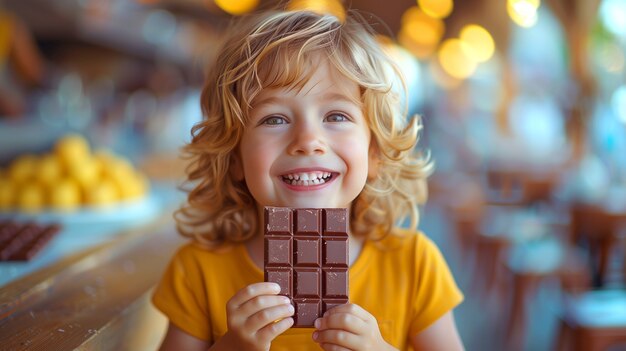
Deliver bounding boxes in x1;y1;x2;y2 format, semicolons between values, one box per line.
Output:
0;0;625;350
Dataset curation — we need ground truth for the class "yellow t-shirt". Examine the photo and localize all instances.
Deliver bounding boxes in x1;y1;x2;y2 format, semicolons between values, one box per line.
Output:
152;228;463;350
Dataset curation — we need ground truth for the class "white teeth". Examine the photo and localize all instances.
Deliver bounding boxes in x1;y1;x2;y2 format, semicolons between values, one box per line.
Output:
281;171;332;186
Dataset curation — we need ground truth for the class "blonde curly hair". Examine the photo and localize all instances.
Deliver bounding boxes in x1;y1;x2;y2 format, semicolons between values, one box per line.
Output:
176;9;433;248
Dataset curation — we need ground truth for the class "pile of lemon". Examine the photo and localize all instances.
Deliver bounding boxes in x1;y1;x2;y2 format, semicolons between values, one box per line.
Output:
0;134;149;212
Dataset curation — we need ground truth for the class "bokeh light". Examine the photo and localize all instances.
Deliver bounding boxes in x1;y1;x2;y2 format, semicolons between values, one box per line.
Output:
438;38;478;79
507;0;540;28
599;0;626;40
429;59;463;90
398;31;437;59
612;85;626;124
286;0;346;22
214;0;259;15
460;24;495;63
596;42;625;74
398;6;445;59
417;0;454;19
508;94;567;156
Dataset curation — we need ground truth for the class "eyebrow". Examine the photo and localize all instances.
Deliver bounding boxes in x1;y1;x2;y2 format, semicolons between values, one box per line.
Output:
253;92;361;108
321;92;362;106
252;96;284;108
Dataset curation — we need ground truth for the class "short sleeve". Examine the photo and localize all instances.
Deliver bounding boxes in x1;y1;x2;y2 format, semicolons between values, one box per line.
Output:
152;246;212;341
409;234;464;335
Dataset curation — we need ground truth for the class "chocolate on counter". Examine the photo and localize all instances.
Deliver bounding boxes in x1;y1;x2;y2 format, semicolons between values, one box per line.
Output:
264;207;349;327
0;221;61;261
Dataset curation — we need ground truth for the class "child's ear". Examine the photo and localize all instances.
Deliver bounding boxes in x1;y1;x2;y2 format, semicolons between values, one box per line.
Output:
230;153;245;181
368;139;380;180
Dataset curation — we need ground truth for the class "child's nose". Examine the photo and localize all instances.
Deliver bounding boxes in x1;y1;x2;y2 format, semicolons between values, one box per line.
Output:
287;122;327;156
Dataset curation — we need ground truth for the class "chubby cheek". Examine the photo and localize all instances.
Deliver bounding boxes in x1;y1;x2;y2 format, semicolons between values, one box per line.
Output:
240;140;276;203
349;151;370;190
337;137;370;198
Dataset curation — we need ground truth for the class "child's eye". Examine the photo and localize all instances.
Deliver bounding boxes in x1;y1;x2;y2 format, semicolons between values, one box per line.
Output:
261;116;287;125
325;113;350;123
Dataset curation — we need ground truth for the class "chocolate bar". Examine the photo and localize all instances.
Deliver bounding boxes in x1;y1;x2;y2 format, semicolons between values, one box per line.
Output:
264;207;349;327
0;221;61;261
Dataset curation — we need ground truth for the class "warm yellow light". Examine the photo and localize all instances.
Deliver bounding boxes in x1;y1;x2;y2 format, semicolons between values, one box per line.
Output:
459;24;495;63
214;0;259;15
437;38;477;79
286;0;346;22
398;6;444;58
418;0;454;19
429;59;462;90
398;31;437;59
513;0;540;9
507;0;539;28
402;21;442;47
401;6;445;41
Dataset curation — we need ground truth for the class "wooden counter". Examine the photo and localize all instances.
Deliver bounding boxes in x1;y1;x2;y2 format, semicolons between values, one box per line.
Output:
0;216;185;350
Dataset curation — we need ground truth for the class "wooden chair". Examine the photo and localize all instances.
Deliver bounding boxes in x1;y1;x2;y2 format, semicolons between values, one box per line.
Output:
503;238;591;351
555;289;626;351
570;202;625;287
555;230;626;351
483;165;559;207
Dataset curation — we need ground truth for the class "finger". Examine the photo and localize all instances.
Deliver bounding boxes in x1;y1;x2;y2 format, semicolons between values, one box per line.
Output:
319;343;352;351
313;329;360;350
238;294;292;317
256;316;294;341
323;303;371;323
315;313;367;334
227;282;281;310
245;302;295;331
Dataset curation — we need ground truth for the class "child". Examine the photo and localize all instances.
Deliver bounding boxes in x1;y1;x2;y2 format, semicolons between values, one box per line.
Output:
153;8;464;351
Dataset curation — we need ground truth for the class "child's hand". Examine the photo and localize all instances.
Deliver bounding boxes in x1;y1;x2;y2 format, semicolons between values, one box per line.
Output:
215;282;294;351
312;303;396;351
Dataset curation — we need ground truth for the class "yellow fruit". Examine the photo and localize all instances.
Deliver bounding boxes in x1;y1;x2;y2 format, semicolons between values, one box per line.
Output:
127;173;149;199
111;170;148;200
67;156;101;190
85;178;119;206
8;154;38;183
49;178;81;211
17;182;45;212
37;155;64;186
0;178;16;210
94;151;148;202
104;157;134;179
55;134;91;167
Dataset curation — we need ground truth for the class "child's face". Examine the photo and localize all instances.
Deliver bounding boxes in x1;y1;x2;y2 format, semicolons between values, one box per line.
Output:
235;60;372;210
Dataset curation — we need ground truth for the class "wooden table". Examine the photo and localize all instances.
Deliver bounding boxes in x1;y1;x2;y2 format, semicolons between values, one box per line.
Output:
0;214;184;350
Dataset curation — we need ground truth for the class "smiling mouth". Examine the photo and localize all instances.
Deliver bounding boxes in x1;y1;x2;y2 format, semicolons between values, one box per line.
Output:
280;171;334;186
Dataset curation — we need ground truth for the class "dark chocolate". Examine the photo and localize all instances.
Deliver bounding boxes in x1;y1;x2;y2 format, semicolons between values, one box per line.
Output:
264;207;349;327
0;221;61;261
